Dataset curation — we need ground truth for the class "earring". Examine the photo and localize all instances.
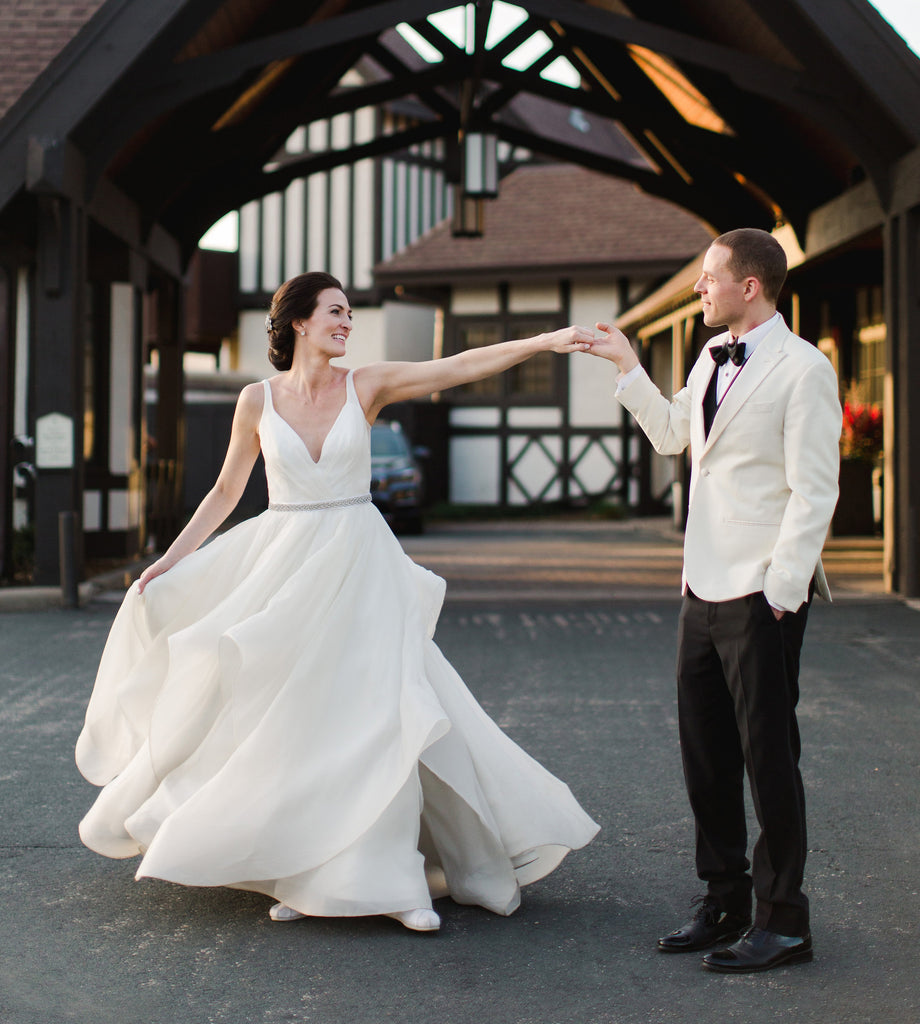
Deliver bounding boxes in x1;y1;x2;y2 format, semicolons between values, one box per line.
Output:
300;330;305;336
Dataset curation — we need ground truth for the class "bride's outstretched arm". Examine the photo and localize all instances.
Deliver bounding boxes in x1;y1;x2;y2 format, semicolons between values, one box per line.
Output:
355;325;595;422
138;383;263;593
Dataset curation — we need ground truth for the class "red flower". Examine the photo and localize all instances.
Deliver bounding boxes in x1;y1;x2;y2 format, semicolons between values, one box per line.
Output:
841;400;883;461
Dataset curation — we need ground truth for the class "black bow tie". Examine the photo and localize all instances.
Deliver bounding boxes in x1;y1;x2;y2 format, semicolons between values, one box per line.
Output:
709;340;746;367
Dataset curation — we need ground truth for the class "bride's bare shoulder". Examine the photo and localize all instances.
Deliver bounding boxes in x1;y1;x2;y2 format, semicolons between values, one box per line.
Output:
235;381;267;423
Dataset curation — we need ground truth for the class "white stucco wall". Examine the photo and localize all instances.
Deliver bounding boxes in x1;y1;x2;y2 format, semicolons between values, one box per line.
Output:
380;301;437;362
237;310;273;376
450;436;501;504
508;282;561;313
450;288;500;315
568;280;621;428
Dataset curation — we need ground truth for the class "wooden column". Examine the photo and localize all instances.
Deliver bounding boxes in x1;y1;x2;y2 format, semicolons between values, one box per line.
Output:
31;196;86;585
0;266;12;579
884;207;920;597
152;277;185;546
671;316;692;530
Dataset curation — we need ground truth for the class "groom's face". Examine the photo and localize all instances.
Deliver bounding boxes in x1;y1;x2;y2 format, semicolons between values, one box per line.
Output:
694;244;751;332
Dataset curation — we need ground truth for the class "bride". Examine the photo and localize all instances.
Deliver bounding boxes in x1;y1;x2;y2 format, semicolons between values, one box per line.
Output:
76;271;600;933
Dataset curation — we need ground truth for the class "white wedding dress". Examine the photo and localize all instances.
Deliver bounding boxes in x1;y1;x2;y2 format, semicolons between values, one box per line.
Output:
76;371;598;919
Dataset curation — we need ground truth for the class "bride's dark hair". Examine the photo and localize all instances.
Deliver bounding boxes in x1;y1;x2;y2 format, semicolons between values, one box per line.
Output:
265;272;345;370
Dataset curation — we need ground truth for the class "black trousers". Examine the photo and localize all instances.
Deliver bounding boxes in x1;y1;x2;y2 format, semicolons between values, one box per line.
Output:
676;588;811;936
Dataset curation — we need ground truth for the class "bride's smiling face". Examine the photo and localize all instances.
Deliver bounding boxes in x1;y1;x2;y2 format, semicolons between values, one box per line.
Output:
295;288;353;357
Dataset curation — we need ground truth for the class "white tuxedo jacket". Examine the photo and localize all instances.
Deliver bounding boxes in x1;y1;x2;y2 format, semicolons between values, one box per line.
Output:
617;317;841;611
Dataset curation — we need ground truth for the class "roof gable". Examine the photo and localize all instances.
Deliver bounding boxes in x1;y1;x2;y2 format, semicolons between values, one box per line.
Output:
375;163;714;283
2;0;919;252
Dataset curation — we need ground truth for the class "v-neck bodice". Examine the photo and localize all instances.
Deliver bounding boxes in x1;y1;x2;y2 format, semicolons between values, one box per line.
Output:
259;371;370;504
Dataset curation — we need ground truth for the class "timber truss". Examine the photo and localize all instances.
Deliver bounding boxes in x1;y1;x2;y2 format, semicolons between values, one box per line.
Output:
5;0;915;262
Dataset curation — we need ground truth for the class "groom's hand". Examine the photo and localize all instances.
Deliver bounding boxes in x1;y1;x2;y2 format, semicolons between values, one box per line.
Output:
588;322;641;374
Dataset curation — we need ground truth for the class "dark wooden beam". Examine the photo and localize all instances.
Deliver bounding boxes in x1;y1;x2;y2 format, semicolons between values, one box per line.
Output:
85;0;450;176
744;0;913;192
164;121;449;252
493;121;762;230
312;58;464;121
521;0;803;100
119;42;366;237
891;147;920;216
804;179;886;259
150;274;185;548
481;17;538;63
31;196;86;584
884;205;920;596
404;14;467;61
790;0;920;142
365;42;461;122
529;0;909;198
546;22;769;225
0;265;12;580
0;0;213;213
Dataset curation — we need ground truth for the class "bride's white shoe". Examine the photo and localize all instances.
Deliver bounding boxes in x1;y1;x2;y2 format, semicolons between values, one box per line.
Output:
385;909;441;932
269;902;307;922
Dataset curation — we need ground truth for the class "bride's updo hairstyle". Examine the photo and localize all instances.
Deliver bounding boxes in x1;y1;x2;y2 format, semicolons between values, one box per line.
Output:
265;272;345;370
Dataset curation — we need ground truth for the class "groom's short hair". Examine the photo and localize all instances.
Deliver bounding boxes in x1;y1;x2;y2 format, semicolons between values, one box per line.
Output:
713;228;787;303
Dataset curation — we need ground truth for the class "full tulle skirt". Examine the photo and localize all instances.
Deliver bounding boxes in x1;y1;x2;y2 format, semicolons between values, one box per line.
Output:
76;504;598;918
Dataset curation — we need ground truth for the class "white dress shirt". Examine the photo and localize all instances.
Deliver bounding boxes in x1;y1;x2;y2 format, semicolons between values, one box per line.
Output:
713;311;781;403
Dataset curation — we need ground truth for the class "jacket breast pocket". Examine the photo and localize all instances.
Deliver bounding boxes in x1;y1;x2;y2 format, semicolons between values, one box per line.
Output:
732;401;777;438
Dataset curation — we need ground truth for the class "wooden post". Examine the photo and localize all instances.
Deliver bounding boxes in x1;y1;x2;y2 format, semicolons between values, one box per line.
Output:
31;196;86;585
0;267;12;580
884;207;920;597
152;277;185;546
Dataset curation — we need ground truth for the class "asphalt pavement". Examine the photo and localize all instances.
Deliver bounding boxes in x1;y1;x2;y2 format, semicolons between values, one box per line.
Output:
0;518;917;1024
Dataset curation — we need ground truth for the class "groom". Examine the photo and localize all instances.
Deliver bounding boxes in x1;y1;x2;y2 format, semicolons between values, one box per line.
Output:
588;229;841;973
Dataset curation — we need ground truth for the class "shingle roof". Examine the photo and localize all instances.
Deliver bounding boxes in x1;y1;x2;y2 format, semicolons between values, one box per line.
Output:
375;163;714;285
0;1;105;121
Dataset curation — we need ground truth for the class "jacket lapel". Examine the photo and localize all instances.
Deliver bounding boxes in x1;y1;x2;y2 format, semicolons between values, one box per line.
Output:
693;358;718;454
702;320;789;453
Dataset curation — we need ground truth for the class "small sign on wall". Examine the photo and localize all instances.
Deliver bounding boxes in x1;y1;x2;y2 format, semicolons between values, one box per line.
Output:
35;412;74;469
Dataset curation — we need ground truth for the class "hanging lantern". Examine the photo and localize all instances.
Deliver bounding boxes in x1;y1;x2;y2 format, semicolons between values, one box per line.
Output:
462;132;499;198
451;185;485;237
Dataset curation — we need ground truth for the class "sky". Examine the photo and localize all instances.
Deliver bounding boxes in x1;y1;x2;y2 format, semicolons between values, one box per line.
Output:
199;0;920;251
870;0;920;55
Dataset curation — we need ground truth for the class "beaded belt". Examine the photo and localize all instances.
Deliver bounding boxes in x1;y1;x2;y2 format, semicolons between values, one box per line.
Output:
268;493;372;512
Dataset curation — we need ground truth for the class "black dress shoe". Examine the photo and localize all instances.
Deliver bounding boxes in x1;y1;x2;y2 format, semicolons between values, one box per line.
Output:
702;927;813;973
657;897;750;953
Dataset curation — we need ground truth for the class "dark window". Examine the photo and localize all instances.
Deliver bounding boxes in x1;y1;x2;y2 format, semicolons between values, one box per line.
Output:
448;314;565;403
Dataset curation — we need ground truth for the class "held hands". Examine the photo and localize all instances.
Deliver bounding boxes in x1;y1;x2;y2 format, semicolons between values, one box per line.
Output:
545;325;597;353
539;323;640;373
585;322;640;373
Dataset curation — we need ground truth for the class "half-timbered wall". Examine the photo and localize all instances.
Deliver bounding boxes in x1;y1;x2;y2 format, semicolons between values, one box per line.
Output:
238;106;451;301
446;279;649;510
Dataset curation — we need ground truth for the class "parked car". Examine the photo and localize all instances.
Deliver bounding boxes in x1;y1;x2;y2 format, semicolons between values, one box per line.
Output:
370;421;426;534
